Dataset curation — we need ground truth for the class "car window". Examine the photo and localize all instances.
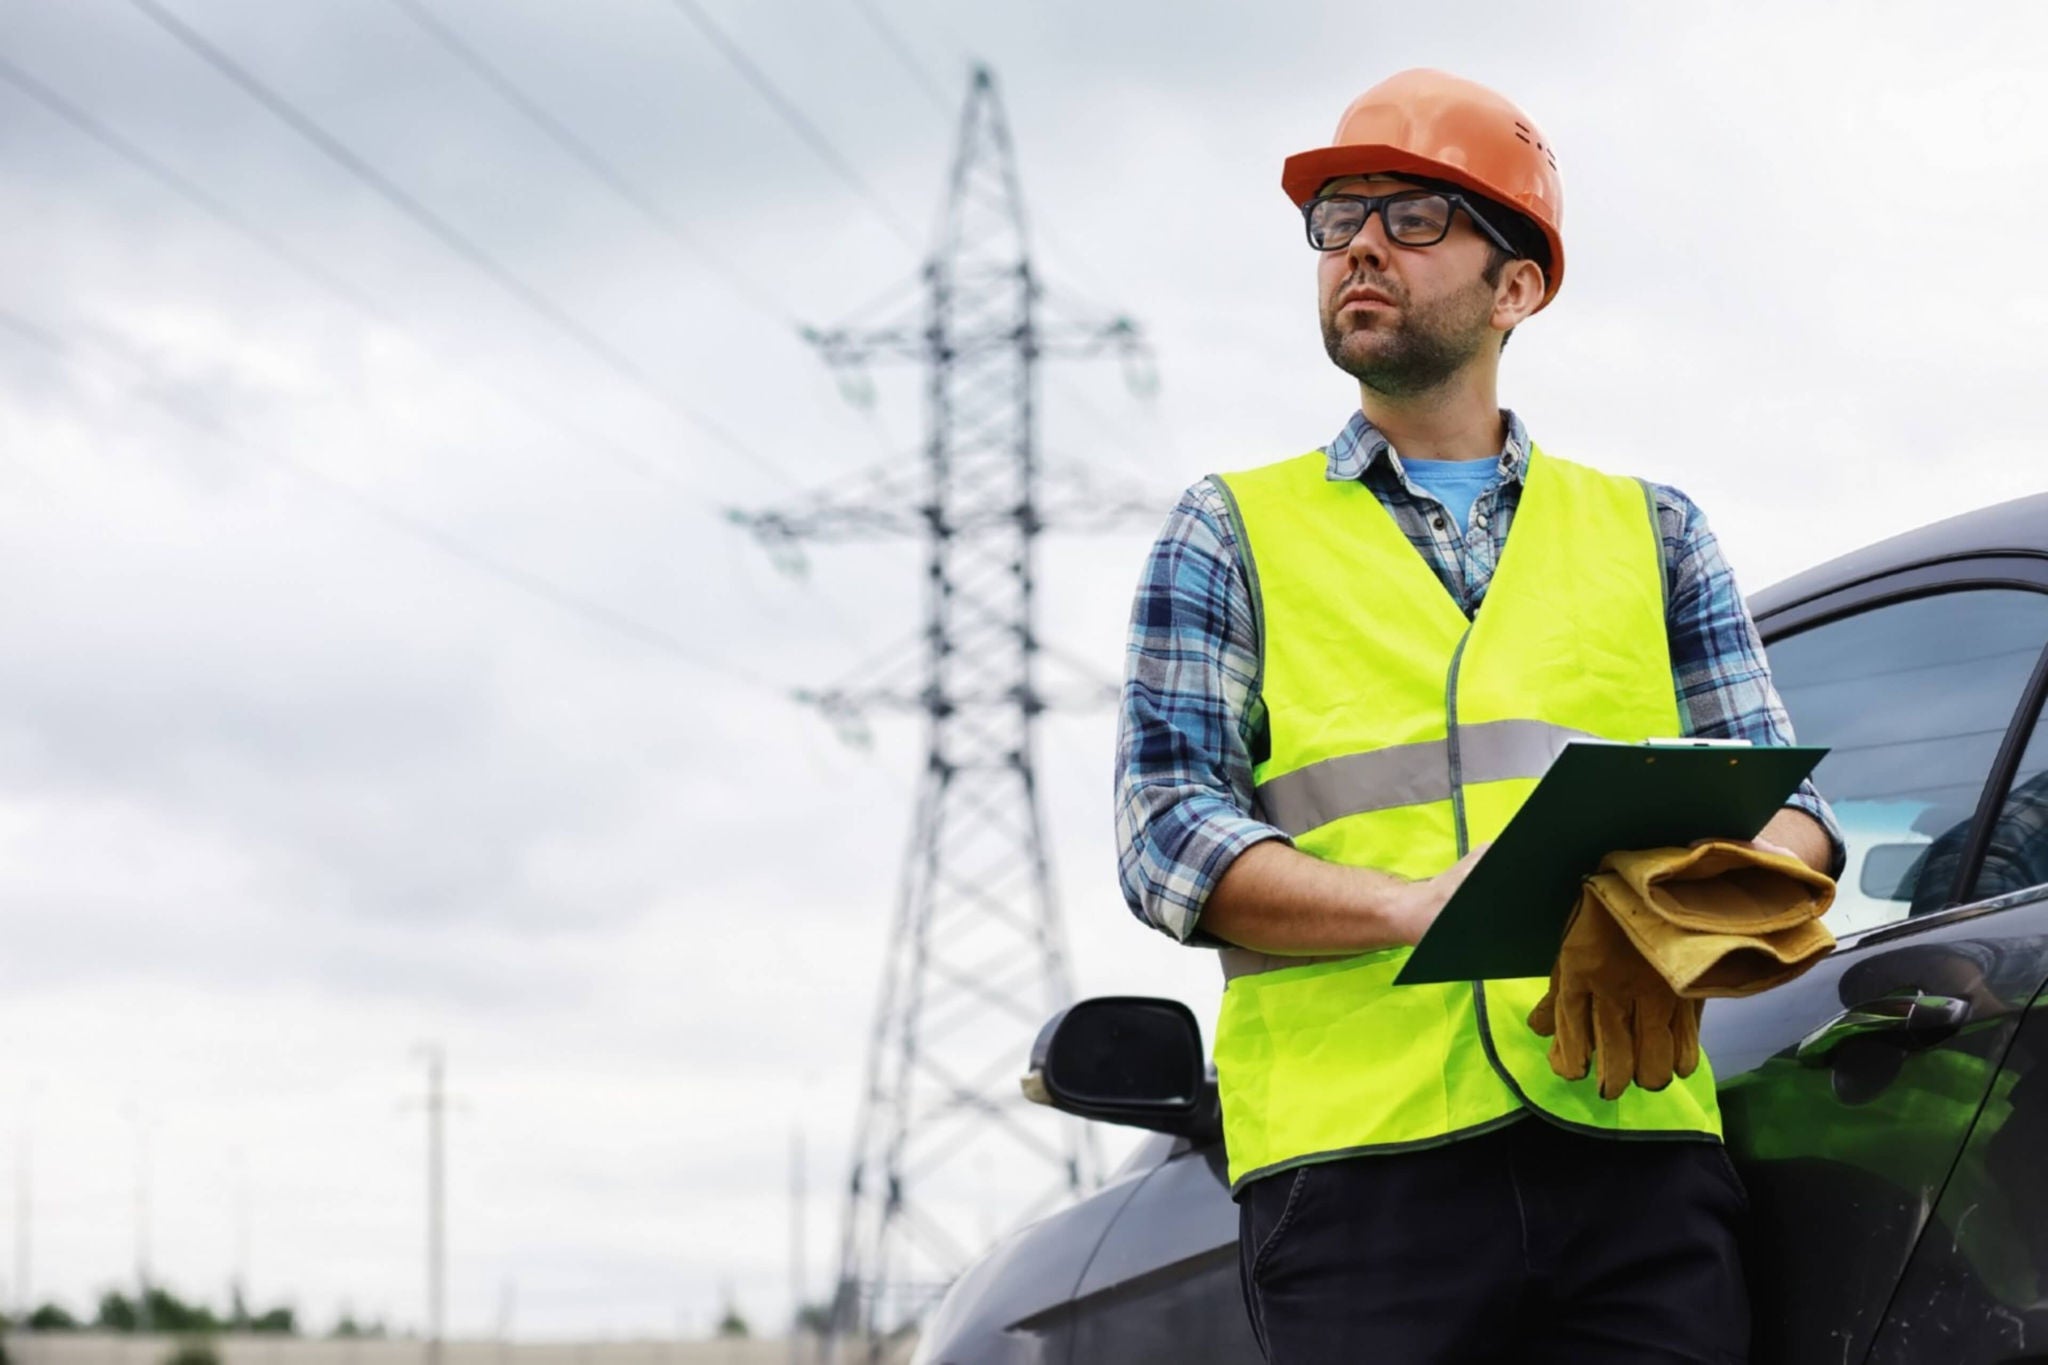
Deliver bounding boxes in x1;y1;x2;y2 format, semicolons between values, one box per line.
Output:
1963;691;2048;905
1768;587;2048;936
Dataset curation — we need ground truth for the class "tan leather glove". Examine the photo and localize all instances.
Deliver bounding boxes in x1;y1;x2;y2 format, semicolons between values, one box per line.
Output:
1528;881;1703;1101
1601;841;1837;997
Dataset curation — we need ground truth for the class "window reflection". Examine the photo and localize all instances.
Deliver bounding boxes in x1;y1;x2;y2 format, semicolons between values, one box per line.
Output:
1769;590;2048;934
1967;704;2048;905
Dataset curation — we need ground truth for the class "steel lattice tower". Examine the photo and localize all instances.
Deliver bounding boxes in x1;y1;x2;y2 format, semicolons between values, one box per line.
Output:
735;65;1156;1362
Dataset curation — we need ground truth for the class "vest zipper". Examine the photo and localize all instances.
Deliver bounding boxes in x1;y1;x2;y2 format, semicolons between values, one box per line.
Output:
1444;627;1474;858
1449;622;1542;1121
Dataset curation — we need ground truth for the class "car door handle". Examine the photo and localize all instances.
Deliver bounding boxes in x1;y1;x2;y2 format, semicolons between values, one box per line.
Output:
1795;992;1972;1066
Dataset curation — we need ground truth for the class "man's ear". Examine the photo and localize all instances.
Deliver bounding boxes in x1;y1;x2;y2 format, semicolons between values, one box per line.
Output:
1493;258;1547;333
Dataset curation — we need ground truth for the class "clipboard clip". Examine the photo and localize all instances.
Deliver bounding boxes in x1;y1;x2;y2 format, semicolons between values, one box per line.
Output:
1640;737;1753;749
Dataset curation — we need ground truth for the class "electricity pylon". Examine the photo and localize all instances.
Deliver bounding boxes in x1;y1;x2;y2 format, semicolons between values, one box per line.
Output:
734;65;1159;1363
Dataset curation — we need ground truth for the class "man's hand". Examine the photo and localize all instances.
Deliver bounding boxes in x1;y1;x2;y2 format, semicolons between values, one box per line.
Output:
1384;843;1491;946
1692;835;1797;861
1202;840;1492;955
1691;807;1834;879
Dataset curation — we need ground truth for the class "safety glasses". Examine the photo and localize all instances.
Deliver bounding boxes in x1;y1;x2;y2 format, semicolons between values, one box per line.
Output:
1303;189;1518;258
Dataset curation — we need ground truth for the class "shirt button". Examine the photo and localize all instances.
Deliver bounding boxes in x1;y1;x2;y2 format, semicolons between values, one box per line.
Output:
1431;516;1446;531
1474;512;1489;529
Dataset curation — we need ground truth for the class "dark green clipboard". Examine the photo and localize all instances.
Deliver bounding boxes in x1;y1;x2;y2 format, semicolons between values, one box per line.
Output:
1392;741;1828;985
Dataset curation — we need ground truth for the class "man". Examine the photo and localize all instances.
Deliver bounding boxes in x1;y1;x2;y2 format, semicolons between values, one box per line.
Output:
1113;70;1845;1362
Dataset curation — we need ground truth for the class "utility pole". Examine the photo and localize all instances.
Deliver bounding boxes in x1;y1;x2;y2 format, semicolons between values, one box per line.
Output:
788;1124;806;1365
494;1277;515;1365
413;1044;447;1365
735;65;1159;1362
13;1097;30;1327
231;1146;251;1322
124;1103;153;1334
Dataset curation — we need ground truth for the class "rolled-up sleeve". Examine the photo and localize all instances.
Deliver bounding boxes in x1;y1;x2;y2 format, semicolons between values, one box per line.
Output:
1115;481;1289;944
1657;484;1849;879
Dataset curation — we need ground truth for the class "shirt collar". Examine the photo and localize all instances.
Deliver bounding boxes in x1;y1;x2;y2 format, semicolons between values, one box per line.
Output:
1323;409;1531;487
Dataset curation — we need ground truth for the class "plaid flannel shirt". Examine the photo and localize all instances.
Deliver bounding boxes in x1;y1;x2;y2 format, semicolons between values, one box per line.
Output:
1115;409;1847;944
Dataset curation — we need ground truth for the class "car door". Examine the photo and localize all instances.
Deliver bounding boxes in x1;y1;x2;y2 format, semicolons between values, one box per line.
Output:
1863;699;2048;1362
1704;559;2048;1365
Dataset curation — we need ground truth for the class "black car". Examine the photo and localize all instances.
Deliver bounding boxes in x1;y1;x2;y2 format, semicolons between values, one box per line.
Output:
909;490;2048;1365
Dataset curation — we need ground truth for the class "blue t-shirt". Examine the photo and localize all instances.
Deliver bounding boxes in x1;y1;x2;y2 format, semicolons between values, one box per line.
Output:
1399;456;1501;535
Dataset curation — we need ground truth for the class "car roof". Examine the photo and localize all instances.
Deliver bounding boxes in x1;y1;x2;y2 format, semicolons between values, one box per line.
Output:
1750;490;2048;621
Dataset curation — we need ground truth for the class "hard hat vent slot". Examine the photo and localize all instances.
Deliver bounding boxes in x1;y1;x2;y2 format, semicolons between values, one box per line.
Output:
1512;122;1559;170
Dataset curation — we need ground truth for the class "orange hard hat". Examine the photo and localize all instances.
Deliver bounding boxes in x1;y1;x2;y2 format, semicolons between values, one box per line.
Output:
1283;70;1566;308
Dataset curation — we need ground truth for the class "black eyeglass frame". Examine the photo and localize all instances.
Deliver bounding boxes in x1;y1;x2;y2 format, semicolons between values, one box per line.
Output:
1302;189;1521;260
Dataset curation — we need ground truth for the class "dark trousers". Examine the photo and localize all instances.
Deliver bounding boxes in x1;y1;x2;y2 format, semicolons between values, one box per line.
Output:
1237;1117;1751;1364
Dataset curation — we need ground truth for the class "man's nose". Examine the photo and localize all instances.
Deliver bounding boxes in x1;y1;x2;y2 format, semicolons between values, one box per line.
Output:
1344;211;1394;275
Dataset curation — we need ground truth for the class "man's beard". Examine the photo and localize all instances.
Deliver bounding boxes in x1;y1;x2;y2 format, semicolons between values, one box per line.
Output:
1321;276;1493;397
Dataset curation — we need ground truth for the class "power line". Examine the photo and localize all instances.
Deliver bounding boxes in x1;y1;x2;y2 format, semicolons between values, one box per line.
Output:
1;44;884;667
0;57;372;332
382;0;797;326
661;0;921;250
0;304;776;686
847;0;952;114
1044;372;1171;483
374;0;932;540
0;54;701;502
879;0;979;74
121;0;798;485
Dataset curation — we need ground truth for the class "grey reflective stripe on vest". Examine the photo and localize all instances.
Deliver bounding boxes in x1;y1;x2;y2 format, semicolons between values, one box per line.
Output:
1252;718;1595;838
1219;946;1353;981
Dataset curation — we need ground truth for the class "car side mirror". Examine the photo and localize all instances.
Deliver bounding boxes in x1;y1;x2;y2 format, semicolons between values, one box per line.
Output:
1021;996;1221;1143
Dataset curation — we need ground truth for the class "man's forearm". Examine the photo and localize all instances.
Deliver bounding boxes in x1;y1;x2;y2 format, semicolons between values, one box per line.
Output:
1201;809;1831;957
1759;807;1834;878
1200;840;1481;954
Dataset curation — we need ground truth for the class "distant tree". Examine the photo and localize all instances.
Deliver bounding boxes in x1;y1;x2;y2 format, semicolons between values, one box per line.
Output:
85;1286;286;1336
28;1303;81;1331
329;1310;390;1340
162;1338;220;1365
247;1307;295;1335
96;1291;140;1333
146;1287;220;1335
793;1303;832;1334
714;1302;750;1339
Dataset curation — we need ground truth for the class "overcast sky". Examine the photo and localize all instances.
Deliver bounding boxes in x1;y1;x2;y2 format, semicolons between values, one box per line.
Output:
3;0;2046;1343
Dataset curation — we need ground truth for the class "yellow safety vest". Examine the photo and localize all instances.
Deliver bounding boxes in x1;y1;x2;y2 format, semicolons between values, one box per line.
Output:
1210;445;1722;1191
